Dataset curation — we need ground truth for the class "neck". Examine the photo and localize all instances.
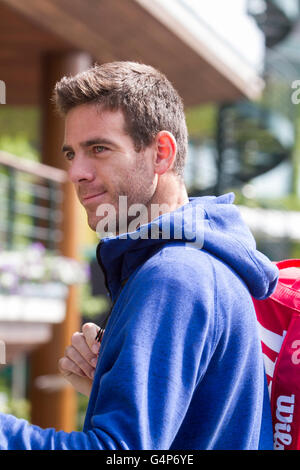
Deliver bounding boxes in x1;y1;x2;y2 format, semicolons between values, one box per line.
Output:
146;174;189;222
114;175;189;236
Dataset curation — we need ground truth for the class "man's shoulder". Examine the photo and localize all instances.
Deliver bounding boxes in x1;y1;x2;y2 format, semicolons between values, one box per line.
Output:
133;243;215;288
147;242;213;270
132;242;248;297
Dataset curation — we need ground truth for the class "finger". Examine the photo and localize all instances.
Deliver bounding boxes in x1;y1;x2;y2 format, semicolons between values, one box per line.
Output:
82;322;101;354
60;370;92;398
71;332;98;367
64;345;96;379
58;356;86;378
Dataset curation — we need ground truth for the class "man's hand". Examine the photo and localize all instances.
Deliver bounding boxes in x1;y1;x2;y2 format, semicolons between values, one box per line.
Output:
58;323;101;397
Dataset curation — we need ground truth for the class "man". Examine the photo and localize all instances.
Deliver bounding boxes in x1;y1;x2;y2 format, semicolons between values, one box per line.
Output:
0;62;277;450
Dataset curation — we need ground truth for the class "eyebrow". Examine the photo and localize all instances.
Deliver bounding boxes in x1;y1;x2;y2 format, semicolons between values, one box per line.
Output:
61;137;116;153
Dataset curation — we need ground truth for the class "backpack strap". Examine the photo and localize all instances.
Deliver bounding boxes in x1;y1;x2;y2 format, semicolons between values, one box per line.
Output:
271;259;300;312
276;259;300;270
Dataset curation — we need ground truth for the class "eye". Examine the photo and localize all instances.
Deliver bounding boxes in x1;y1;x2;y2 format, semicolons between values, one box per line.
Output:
93;145;107;154
65;151;75;161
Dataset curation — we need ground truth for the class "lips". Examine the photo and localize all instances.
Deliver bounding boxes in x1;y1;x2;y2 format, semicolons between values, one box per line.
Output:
81;191;107;204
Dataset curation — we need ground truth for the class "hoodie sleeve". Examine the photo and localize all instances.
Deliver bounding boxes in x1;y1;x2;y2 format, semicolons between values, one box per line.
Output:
0;414;109;450
0;249;217;450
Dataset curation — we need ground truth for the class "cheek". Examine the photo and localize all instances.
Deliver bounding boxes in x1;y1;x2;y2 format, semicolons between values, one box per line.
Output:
102;153;153;198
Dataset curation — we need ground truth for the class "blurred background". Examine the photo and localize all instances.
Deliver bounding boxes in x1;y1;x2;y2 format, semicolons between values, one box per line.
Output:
0;0;300;432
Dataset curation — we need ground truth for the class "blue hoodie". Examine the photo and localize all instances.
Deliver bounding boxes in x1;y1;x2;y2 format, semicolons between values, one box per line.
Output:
0;193;277;450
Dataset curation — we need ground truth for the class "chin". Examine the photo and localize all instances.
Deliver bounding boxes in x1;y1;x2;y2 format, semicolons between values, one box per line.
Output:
89;222;98;233
88;215;115;239
86;214;98;232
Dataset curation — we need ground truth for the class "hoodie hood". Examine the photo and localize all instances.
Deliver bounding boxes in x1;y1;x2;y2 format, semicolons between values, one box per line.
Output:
97;192;279;301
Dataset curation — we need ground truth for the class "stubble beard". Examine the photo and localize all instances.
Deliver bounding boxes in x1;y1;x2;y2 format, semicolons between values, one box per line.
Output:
114;177;155;235
89;155;156;236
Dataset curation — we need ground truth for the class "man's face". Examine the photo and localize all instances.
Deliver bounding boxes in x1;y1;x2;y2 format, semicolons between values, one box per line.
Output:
63;104;157;233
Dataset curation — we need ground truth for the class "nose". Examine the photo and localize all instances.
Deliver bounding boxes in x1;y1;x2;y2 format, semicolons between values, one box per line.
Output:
68;153;95;184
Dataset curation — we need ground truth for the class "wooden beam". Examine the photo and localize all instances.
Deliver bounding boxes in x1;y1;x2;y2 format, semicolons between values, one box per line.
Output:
0;0;117;62
0;0;263;107
0;1;71;105
0;1;68;51
29;51;93;432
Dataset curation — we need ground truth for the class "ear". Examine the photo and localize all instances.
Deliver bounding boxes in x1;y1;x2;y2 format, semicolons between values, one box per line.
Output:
154;131;177;176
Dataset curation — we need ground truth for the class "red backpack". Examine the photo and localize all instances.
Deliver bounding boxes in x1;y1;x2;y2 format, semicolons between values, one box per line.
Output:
252;259;300;450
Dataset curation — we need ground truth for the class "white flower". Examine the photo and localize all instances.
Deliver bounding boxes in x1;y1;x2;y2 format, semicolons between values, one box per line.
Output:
26;264;46;280
0;271;17;289
0;245;88;287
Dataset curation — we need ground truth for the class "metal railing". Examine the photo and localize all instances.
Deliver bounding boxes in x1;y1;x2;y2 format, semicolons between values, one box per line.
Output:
0;151;67;251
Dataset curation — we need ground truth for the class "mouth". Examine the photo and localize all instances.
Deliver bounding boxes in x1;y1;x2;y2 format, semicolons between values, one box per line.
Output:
81;191;107;205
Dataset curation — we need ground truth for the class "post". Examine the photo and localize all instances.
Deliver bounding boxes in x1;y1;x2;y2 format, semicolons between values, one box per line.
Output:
29;51;92;431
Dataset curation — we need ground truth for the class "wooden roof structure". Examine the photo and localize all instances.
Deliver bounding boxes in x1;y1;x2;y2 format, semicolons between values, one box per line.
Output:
0;0;264;108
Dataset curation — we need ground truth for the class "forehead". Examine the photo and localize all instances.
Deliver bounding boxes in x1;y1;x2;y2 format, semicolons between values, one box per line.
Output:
64;104;127;141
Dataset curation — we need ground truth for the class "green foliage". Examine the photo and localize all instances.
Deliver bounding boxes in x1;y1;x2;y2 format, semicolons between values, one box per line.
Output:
76;393;89;431
5;398;31;420
0;134;39;161
0;107;40;143
234;188;300;211
266;194;300;211
290;241;300;259
0;371;30;420
0;106;40;161
185;105;217;140
79;282;110;319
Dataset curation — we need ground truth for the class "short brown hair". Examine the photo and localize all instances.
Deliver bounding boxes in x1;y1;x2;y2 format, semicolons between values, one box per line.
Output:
53;61;188;177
